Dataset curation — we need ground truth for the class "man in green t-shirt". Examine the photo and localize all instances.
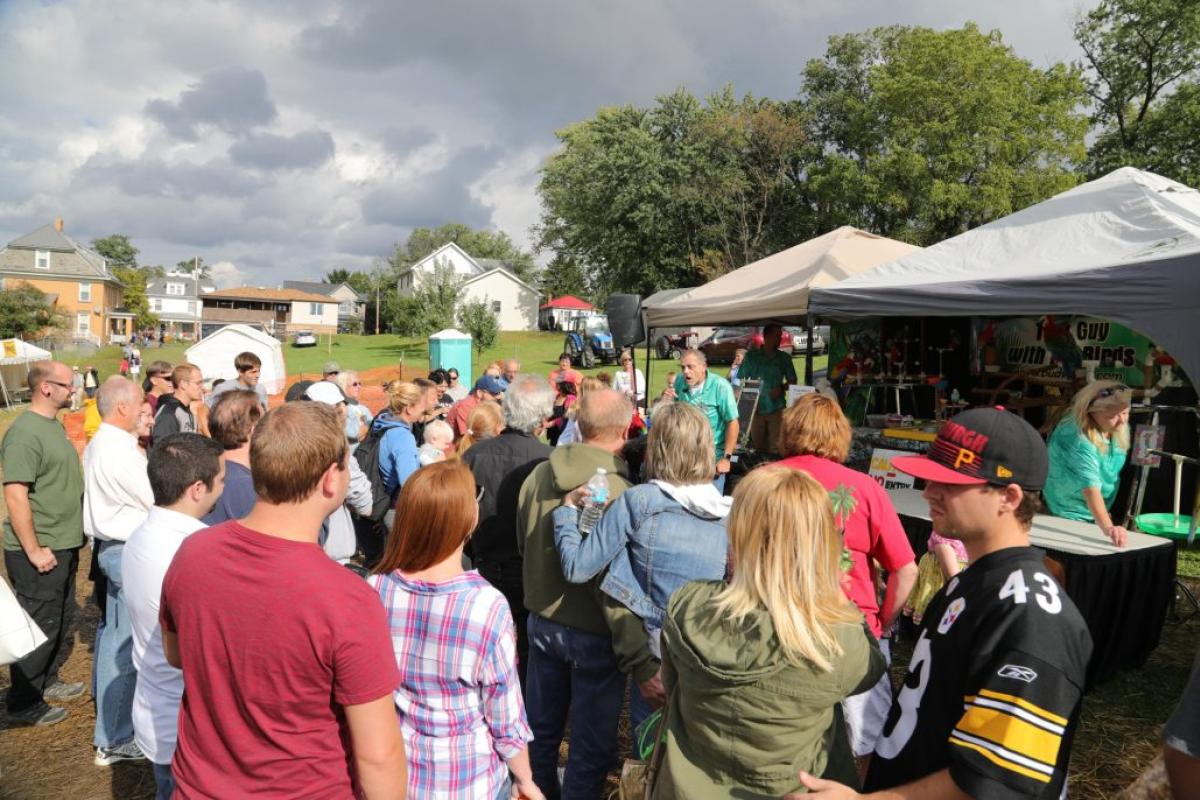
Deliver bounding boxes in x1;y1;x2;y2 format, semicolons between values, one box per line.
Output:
665;349;739;488
736;323;797;455
2;360;85;727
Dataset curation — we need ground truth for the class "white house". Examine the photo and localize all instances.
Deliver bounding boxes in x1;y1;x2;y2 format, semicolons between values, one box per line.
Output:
396;242;540;331
146;272;216;342
282;281;367;331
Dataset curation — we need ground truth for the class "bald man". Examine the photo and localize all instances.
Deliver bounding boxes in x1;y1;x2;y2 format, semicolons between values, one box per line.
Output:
2;361;85;726
86;377;154;764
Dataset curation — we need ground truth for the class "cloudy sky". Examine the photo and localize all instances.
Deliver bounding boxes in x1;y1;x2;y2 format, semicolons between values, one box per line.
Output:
0;0;1088;288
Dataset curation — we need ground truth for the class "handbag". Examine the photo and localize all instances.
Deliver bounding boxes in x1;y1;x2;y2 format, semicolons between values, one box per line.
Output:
0;576;47;666
617;702;670;800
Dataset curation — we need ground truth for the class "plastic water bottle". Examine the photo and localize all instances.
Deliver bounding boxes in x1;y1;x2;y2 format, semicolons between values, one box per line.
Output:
578;468;610;534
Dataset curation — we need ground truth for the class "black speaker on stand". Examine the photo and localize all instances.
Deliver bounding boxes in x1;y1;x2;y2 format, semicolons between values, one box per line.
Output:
605;294;644;349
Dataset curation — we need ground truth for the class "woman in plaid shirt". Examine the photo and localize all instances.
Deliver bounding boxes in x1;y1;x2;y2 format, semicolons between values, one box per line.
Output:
371;461;544;800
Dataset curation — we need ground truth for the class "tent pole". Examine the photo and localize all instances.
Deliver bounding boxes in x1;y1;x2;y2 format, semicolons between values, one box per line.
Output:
644;327;654;414
805;312;815;385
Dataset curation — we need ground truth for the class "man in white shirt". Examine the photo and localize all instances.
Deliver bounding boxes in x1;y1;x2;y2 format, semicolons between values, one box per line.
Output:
85;376;154;766
123;433;225;800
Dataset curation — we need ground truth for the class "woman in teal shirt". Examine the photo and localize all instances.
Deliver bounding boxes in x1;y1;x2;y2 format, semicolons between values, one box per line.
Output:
1044;380;1132;547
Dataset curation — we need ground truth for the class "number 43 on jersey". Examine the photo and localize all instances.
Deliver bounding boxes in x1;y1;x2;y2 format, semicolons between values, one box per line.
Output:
998;570;1062;614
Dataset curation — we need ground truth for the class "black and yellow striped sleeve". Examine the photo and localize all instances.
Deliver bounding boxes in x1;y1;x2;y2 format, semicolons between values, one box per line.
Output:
948;651;1083;799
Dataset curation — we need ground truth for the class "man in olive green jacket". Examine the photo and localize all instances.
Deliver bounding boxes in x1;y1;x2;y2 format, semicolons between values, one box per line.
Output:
518;388;656;800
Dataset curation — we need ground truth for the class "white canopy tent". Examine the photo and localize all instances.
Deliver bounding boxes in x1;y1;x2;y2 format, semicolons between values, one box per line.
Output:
809;168;1200;385
185;324;287;396
0;339;53;406
642;226;921;328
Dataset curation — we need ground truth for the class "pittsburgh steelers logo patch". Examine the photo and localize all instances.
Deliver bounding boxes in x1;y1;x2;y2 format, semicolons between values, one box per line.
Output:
937;597;967;634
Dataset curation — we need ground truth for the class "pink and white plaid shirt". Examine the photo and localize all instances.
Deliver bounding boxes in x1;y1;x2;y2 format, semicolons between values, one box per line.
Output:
371;570;532;799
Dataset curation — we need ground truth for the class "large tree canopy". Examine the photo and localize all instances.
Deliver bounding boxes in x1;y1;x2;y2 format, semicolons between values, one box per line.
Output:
536;88;807;297
91;233;158;329
799;24;1088;246
0;282;67;339
536;25;1088;297
1078;0;1200;181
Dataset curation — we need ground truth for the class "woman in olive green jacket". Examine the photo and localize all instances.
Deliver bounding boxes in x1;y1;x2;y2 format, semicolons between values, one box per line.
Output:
650;466;885;799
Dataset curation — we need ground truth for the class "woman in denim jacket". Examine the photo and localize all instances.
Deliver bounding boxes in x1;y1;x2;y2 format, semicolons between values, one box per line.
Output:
553;402;730;727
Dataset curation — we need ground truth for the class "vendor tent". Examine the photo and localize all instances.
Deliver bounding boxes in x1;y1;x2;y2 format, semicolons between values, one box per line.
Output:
809;168;1200;385
185;324;286;396
0;339;53;406
642;226;921;328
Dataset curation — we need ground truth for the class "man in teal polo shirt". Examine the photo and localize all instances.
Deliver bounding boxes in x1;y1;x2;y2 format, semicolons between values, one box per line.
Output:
736;323;797;455
665;349;739;488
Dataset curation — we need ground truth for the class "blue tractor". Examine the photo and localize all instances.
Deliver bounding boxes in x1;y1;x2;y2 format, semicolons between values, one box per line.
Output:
563;314;617;368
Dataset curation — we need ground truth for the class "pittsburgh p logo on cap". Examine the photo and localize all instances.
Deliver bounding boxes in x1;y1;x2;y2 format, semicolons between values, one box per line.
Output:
891;408;1048;490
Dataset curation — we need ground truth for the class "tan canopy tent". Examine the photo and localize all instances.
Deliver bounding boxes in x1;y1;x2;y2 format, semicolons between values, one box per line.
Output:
641;226;921;328
0;338;53;407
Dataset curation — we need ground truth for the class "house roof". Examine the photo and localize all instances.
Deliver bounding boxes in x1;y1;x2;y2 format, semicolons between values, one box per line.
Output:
147;276;202;296
205;286;336;303
540;294;593;311
1;221;114;280
462;267;540;295
282;280;368;302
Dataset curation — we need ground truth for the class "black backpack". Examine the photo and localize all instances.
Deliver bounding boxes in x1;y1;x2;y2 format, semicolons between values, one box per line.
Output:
353;425;393;522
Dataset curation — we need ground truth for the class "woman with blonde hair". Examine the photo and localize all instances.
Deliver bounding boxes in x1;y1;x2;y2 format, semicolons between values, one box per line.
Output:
456;400;504;457
1044;379;1133;546
371;380;428;500
370;462;543;800
649;467;885;798
554;402;730;728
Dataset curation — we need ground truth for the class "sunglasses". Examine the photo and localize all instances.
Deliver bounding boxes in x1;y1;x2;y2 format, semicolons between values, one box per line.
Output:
1089;385;1130;407
476;485;485;503
351;382;362;387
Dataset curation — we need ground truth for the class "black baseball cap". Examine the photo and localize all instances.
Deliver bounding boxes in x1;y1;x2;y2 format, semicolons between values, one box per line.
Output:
892;407;1048;490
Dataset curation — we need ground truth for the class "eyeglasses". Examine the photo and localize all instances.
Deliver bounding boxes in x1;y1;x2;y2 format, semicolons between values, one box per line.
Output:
44;380;72;390
351;382;362;387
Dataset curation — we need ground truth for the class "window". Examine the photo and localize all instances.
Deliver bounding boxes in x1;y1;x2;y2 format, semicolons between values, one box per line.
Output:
79;282;92;302
491;301;502;314
151;298;162;312
167;283;186;296
35;250;50;270
310;302;321;316
76;312;90;335
187;301;196;315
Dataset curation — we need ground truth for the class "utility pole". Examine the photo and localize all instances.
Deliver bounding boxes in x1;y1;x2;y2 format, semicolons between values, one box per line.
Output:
374;269;381;335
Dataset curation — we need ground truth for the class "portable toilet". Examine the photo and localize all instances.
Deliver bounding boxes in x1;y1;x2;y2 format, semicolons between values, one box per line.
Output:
429;329;472;382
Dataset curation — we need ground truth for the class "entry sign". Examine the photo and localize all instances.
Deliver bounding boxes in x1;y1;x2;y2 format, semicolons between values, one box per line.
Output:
869;447;916;490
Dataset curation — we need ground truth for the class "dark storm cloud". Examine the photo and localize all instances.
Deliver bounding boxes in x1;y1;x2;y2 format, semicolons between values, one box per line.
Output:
72;154;264;198
228;129;336;170
361;146;496;230
144;66;278;140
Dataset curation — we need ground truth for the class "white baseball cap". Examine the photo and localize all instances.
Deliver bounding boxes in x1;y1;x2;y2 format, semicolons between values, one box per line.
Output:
305;381;346;406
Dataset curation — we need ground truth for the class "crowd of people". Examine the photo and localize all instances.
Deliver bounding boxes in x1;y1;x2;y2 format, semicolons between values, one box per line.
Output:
2;345;1198;800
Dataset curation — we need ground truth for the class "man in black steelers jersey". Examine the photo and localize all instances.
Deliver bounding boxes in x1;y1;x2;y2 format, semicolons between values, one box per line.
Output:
795;408;1093;799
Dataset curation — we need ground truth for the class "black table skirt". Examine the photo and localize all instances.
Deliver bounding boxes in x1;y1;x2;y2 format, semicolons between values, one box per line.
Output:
900;516;1177;689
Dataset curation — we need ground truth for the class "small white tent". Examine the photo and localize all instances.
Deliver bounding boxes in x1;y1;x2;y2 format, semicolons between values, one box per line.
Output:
809;168;1200;385
0;339;53;406
642;227;921;328
185;324;286;396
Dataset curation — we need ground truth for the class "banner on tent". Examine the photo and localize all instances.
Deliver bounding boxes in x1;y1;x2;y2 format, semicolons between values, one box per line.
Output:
968;315;1164;387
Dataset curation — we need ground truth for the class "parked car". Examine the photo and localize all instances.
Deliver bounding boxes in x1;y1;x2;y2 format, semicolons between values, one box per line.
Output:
698;326;795;364
292;330;317;348
785;325;827;354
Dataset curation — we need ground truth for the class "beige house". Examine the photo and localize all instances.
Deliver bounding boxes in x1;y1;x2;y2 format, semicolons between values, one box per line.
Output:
0;219;131;344
201;286;339;337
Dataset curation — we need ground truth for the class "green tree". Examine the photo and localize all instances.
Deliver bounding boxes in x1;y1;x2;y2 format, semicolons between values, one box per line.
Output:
457;298;500;357
800;24;1088;245
390;264;462;338
177;257;211;279
538;253;591;302
390;223;536;282
91;234;139;269
1076;0;1200;179
326;268;374;295
111;267;159;330
0;282;67;338
536;88;808;295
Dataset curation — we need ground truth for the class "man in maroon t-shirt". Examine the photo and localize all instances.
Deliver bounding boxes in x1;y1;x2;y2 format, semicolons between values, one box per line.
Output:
160;402;406;799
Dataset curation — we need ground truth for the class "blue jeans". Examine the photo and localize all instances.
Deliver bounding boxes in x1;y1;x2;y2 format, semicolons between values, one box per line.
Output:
94;541;137;748
153;762;175;799
525;614;624;800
